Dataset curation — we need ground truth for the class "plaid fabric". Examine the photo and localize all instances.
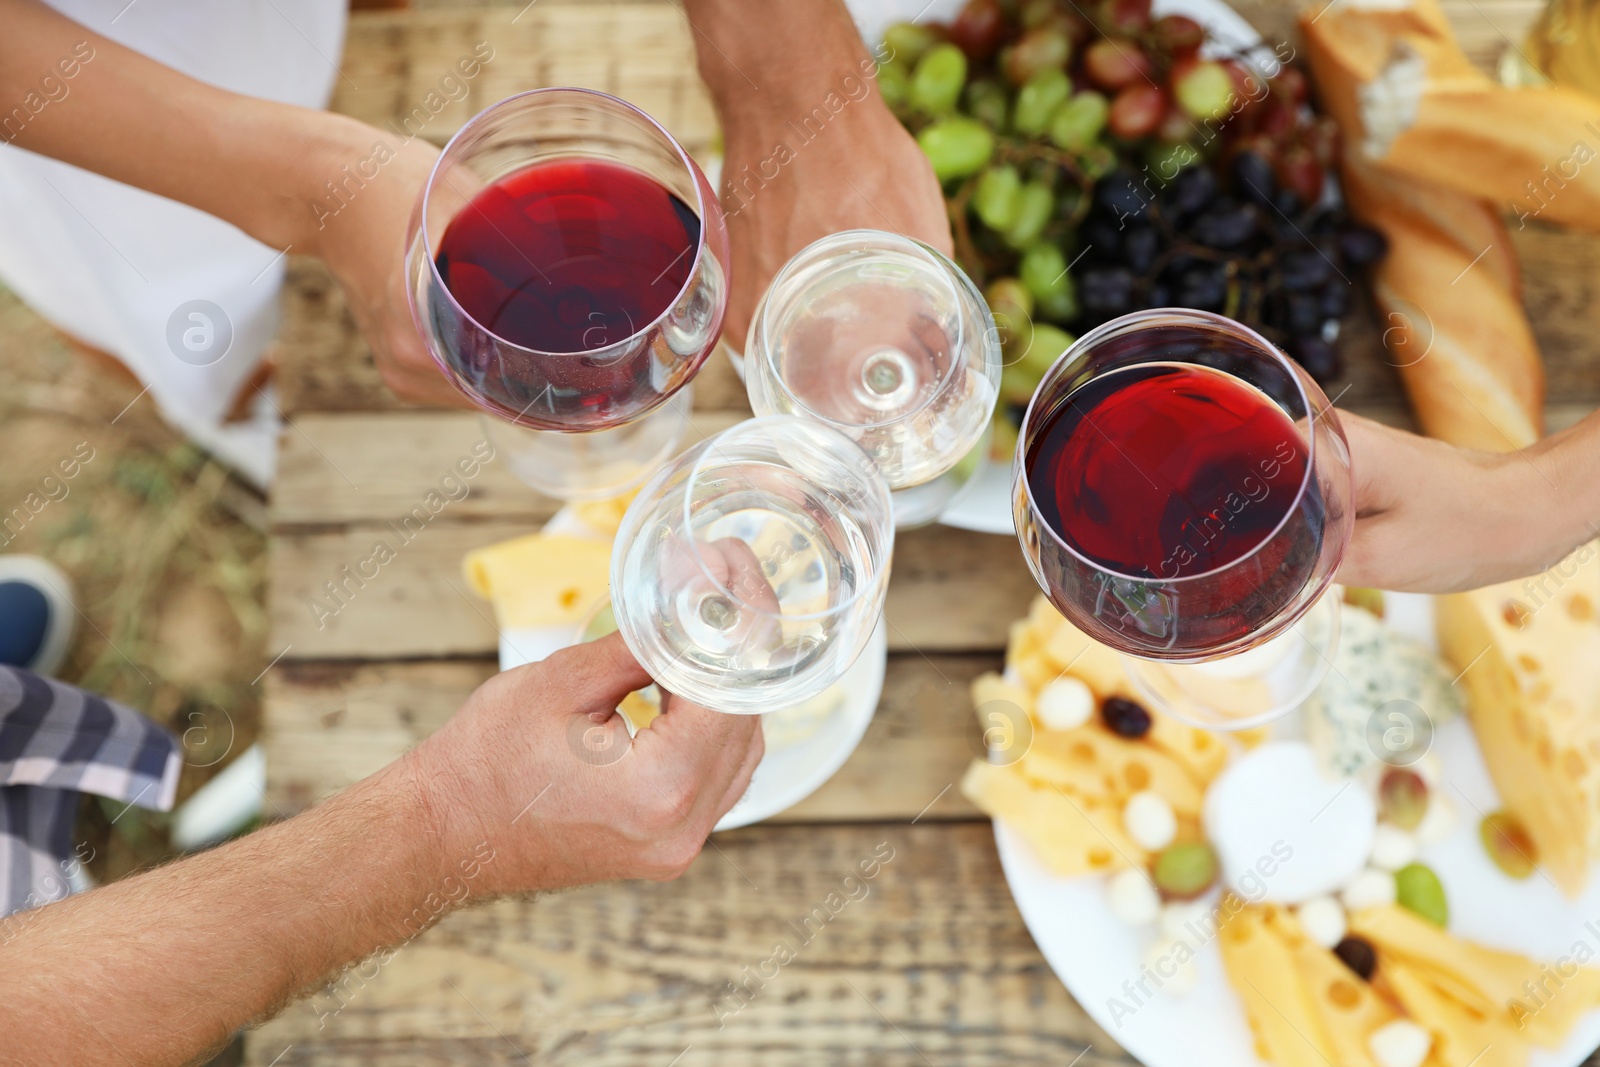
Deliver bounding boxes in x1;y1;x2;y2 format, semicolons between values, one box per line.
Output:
0;667;179;917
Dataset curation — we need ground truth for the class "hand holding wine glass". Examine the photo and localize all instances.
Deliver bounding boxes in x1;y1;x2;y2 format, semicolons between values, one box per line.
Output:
612;416;895;715
1014;309;1354;730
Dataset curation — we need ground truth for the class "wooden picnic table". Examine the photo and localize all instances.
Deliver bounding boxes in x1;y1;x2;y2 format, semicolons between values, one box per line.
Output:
250;2;1600;1063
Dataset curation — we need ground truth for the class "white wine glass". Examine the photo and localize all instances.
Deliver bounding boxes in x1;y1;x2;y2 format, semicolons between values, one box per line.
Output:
611;415;894;713
744;229;1001;528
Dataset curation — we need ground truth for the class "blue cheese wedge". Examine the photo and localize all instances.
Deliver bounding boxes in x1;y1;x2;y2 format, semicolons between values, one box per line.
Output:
1304;606;1463;778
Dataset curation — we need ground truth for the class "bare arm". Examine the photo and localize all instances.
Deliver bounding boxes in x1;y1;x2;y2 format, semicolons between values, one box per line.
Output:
0;635;761;1066
1339;410;1600;592
1;0;465;406
682;0;952;344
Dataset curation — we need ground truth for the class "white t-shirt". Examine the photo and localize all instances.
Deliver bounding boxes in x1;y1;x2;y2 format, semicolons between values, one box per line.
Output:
0;1;346;483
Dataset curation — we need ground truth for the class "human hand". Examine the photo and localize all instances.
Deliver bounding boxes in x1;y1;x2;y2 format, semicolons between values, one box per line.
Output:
1336;412;1565;593
718;98;951;348
407;632;763;896
306;119;474;409
694;0;952;351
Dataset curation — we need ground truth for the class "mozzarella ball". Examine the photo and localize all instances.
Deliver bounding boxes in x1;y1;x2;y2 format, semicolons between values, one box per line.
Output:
1123;791;1179;852
1341;868;1398;911
1295;896;1347;948
1369;824;1420;871
1368;1020;1433;1067
1035;676;1095;731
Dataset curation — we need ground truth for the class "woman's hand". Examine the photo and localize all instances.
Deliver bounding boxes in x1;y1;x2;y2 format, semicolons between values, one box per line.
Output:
1336;411;1577;593
304;123;475;409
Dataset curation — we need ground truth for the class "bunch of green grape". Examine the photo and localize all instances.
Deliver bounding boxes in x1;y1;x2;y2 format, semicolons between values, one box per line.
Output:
876;0;1289;458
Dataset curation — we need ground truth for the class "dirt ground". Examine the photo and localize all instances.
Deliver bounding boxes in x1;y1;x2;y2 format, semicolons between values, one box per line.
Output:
0;282;267;885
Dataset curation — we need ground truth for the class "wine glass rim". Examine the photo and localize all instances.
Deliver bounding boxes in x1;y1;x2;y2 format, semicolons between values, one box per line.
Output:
751;229;968;431
1014;307;1329;586
677;415;893;621
418;86;712;359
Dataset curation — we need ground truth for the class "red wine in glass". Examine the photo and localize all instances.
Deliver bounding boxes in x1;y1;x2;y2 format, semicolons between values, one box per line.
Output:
431;158;702;428
1014;312;1349;661
436;159;699;355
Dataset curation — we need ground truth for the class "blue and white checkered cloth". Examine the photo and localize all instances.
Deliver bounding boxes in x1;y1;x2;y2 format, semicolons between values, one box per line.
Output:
0;667;180;917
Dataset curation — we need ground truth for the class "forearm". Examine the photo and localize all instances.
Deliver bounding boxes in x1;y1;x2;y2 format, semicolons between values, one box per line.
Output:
683;0;881;123
1527;409;1600;562
2;0;365;254
0;756;467;1066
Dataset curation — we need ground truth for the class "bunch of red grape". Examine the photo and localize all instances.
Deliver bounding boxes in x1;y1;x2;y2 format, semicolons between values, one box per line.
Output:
877;0;1387;448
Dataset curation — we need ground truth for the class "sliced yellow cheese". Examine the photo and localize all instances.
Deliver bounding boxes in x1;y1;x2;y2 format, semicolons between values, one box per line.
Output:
462;534;612;630
1145;707;1229;786
1039;607;1128;698
1436;543;1600;896
1383;957;1528;1067
1217;902;1341;1067
1013;600;1225;786
1021;726;1205;817
570;487;642;536
960;759;1144;876
1265;906;1399;1067
1352;904;1600;1048
971;672;1034;719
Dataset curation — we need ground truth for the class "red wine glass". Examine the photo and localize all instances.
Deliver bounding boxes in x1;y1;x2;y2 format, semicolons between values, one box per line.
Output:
1013;309;1354;730
405;88;729;499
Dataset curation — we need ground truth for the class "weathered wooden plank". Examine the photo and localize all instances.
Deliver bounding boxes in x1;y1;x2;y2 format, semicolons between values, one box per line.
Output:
270;410;745;526
268;518;1035;658
263;654;991;820
330;5;719;155
242;822;1130;1067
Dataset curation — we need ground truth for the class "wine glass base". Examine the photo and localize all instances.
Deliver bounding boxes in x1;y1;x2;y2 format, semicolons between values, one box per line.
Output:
1125;594;1342;733
480;385;692;501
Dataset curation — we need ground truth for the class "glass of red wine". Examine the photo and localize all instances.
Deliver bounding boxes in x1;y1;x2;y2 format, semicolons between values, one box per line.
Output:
406;88;728;500
1014;309;1354;731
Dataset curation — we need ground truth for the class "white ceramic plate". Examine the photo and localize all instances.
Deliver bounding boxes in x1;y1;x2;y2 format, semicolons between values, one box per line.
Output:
992;592;1600;1067
497;507;887;832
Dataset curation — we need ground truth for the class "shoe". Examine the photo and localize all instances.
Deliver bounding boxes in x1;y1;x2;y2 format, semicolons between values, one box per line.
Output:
0;556;76;676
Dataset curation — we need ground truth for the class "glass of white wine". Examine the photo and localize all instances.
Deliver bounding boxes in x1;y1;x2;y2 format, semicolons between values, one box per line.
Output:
744;229;1002;528
611;416;894;713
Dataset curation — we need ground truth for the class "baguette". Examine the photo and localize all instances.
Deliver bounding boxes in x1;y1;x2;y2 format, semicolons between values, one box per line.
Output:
1301;0;1600;234
1336;150;1544;450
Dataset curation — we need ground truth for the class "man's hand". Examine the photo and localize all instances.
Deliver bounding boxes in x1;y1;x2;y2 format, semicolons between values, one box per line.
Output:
413;631;764;895
686;0;953;349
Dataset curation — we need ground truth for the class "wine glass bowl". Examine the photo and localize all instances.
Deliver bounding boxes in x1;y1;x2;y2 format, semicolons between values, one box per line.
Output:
405;87;729;432
612;416;895;714
744;230;1001;528
1013;309;1353;665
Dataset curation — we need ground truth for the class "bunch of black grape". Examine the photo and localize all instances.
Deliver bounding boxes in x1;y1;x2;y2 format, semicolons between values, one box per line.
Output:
1071;153;1387;382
